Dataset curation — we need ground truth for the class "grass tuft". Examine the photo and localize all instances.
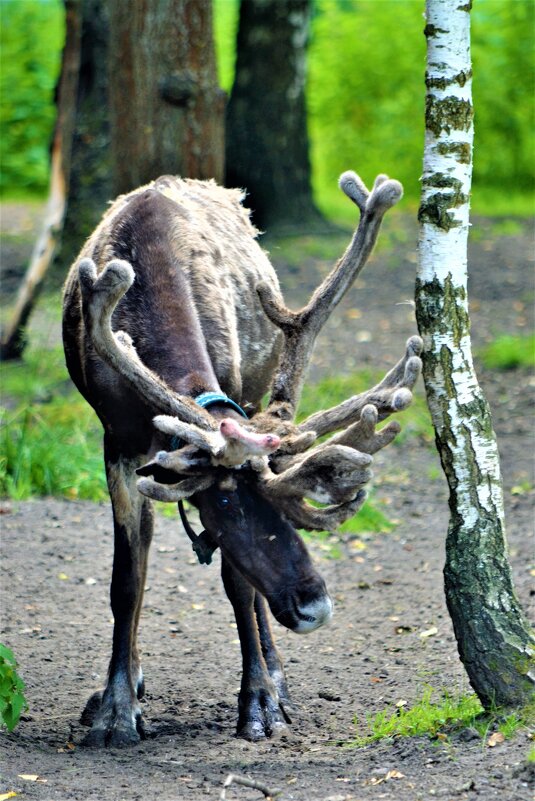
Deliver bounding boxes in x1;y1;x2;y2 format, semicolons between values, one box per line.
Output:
349;687;483;746
349;688;535;748
478;333;535;371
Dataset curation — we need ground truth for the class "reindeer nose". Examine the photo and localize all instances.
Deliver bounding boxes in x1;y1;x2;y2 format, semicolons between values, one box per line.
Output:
294;593;333;634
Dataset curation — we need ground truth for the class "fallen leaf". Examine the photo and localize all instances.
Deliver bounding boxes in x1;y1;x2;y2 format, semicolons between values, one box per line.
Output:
395;625;414;634
487;731;505;747
349;539;366;551
58;572;69;581
191;602;204;610
386;770;405;780
18;775;47;783
419;626;438;639
436;732;448;741
370;676;383;683
0;792;17;800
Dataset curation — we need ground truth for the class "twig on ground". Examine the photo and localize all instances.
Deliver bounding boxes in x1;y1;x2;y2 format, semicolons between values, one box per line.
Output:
220;773;282;800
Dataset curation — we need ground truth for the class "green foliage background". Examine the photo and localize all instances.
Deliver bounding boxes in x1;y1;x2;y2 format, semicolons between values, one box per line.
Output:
0;0;533;214
0;0;63;196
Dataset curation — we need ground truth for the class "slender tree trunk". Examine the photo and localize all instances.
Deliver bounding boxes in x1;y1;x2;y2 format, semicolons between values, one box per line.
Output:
1;0;82;360
226;0;322;229
415;0;534;708
108;0;224;194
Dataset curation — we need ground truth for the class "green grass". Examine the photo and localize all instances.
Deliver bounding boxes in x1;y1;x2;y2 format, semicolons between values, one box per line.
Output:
349;687;535;747
478;333;535;370
0;401;106;500
0;344;106;500
338;496;395;537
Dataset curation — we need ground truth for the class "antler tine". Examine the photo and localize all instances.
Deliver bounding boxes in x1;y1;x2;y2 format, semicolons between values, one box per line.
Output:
78;258;217;430
137;474;215;503
257;171;403;421
299;336;423;438
277;491;368;532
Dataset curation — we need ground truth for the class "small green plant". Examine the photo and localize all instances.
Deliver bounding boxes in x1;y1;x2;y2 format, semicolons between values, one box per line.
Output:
349;687;483;746
0;644;28;732
338;495;395;537
478;333;535;370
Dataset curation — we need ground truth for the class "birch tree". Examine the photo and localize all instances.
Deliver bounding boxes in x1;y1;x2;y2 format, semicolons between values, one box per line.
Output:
415;0;534;707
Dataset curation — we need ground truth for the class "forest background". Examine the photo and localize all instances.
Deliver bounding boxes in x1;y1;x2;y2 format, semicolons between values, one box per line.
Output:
1;0;533;218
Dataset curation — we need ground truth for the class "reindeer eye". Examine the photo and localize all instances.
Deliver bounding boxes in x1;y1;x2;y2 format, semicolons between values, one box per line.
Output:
216;495;231;511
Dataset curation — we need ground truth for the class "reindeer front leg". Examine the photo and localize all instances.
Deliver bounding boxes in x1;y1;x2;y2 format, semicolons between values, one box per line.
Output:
82;438;152;747
221;558;288;740
254;594;292;715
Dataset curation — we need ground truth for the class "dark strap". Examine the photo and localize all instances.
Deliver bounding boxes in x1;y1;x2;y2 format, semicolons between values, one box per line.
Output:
178;501;217;565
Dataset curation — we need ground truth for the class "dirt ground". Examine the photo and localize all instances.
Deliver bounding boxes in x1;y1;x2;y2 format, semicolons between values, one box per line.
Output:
0;207;534;800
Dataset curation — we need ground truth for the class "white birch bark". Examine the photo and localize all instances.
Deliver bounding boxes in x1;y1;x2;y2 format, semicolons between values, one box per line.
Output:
416;0;534;707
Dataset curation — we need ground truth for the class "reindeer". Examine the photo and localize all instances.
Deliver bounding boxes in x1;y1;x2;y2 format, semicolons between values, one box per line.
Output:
62;170;422;747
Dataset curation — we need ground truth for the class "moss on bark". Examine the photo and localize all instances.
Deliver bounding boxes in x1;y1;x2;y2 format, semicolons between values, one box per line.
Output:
425;69;472;90
435;141;471;164
425;95;473;137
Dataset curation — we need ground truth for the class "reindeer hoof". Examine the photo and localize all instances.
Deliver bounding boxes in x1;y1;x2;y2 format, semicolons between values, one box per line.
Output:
79;688;145;748
82;715;144;749
237;687;288;741
82;722;142;749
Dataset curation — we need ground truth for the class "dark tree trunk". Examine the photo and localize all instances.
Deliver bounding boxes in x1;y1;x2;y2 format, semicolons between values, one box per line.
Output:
226;0;322;229
108;0;225;195
54;0;112;276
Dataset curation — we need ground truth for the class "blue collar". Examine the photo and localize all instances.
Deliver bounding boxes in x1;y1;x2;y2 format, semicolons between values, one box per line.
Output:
170;392;247;450
194;391;248;419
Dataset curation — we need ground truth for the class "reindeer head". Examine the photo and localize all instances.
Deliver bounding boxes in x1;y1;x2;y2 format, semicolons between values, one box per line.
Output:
77;170;422;635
